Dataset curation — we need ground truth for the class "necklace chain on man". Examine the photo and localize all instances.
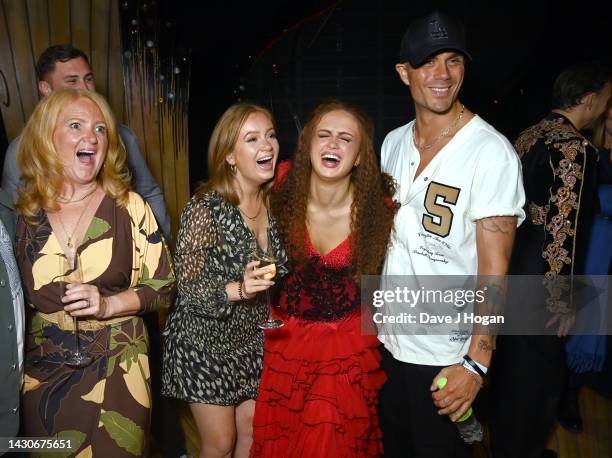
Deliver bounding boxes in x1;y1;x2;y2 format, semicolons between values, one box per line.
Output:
57;187;98;248
413;104;465;150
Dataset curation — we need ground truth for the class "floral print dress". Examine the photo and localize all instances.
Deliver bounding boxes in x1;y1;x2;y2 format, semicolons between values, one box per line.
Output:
15;192;175;458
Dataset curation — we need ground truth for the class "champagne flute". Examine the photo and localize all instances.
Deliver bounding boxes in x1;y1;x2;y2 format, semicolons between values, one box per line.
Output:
255;228;283;330
62;251;93;368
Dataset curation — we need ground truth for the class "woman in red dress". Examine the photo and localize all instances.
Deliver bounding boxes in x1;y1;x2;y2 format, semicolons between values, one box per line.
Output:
251;101;397;457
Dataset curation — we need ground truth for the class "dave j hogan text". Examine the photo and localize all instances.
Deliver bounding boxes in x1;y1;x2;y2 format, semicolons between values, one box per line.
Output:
372;311;504;326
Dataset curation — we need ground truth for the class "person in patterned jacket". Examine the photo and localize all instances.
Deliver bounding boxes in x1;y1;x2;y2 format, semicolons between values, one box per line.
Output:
489;62;612;458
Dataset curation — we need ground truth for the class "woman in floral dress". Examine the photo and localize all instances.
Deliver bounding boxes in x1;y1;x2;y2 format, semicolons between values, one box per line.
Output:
15;89;174;457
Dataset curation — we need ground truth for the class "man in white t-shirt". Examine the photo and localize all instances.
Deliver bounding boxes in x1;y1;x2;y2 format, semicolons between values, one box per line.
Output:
377;11;525;457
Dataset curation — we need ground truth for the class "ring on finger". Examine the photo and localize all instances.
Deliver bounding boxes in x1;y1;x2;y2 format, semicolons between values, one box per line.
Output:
85;298;91;308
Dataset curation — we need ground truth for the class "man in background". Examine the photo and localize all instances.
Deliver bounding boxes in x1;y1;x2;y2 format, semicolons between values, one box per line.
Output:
1;44;171;243
1;44;187;458
490;62;612;458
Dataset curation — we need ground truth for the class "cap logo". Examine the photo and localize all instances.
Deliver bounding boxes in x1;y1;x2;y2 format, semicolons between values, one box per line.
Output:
429;20;448;40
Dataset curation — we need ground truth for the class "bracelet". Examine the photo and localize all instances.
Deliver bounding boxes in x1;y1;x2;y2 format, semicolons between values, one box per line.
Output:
463;354;487;378
461;364;484;387
462;358;489;377
462;359;480;376
238;281;247;301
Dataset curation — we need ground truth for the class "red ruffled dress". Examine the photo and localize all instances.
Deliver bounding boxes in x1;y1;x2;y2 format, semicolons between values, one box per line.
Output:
251;232;386;457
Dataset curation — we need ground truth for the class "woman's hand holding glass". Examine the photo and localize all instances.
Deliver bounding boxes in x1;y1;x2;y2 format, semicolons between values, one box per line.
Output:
62;281;109;319
251;235;284;329
241;260;275;299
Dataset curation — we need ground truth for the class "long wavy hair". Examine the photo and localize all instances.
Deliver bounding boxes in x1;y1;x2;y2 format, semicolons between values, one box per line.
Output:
195;103;276;205
271;100;398;281
16;89;130;222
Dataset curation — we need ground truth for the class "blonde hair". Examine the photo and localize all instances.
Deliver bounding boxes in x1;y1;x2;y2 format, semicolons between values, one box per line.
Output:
195;103;275;205
16;89;130;221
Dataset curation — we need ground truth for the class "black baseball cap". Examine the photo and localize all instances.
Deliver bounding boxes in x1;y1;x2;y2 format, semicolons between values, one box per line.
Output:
399;11;472;67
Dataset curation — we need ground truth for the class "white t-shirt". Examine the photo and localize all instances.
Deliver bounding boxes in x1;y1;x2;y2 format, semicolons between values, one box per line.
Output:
379;115;526;366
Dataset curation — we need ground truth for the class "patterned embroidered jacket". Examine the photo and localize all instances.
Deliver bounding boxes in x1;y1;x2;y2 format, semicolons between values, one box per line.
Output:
511;112;599;312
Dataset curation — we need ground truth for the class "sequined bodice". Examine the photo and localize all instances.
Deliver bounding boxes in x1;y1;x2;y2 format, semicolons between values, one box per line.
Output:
278;231;360;321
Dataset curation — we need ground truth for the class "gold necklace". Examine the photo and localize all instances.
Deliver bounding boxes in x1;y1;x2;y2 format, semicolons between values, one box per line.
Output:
413;104;465;150
57;188;97;248
57;184;98;204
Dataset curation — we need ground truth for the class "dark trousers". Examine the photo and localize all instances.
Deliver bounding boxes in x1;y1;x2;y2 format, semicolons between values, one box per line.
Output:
489;335;566;458
378;347;472;458
145;312;187;458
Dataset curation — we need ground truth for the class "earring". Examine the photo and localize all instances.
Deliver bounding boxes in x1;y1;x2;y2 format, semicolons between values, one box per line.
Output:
230;164;237;174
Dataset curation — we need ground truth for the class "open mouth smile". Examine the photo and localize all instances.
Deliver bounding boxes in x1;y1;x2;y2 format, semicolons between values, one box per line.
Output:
76;150;96;164
322;153;341;163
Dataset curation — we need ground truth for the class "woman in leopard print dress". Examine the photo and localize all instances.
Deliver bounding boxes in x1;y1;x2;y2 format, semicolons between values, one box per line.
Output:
162;103;286;457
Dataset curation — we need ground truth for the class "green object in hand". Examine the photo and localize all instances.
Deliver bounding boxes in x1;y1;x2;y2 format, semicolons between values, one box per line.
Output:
436;377;473;422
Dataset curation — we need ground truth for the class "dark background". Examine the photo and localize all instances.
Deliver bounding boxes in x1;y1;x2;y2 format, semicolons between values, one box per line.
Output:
171;0;611;187
2;0;611;189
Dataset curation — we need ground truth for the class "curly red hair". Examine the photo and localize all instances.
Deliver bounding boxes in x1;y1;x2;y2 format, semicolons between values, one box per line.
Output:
271;101;398;281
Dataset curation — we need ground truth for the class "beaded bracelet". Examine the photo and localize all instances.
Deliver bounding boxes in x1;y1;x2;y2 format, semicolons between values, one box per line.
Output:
238;281;247;301
460;364;484;388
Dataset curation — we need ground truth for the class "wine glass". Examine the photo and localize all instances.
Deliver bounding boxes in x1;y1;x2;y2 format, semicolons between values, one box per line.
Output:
254;228;284;330
61;251;93;368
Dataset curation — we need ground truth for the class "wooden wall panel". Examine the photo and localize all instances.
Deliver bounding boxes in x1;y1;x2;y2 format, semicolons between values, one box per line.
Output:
0;0;125;141
0;0;189;243
70;0;90;58
160;108;178;239
90;0;110;98
174;124;190;238
48;0;71;44
173;135;191;237
140;51;162;181
107;0;124;122
122;34;190;242
123;62;148;163
3;0;38;120
26;0;51;61
0;2;26;138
